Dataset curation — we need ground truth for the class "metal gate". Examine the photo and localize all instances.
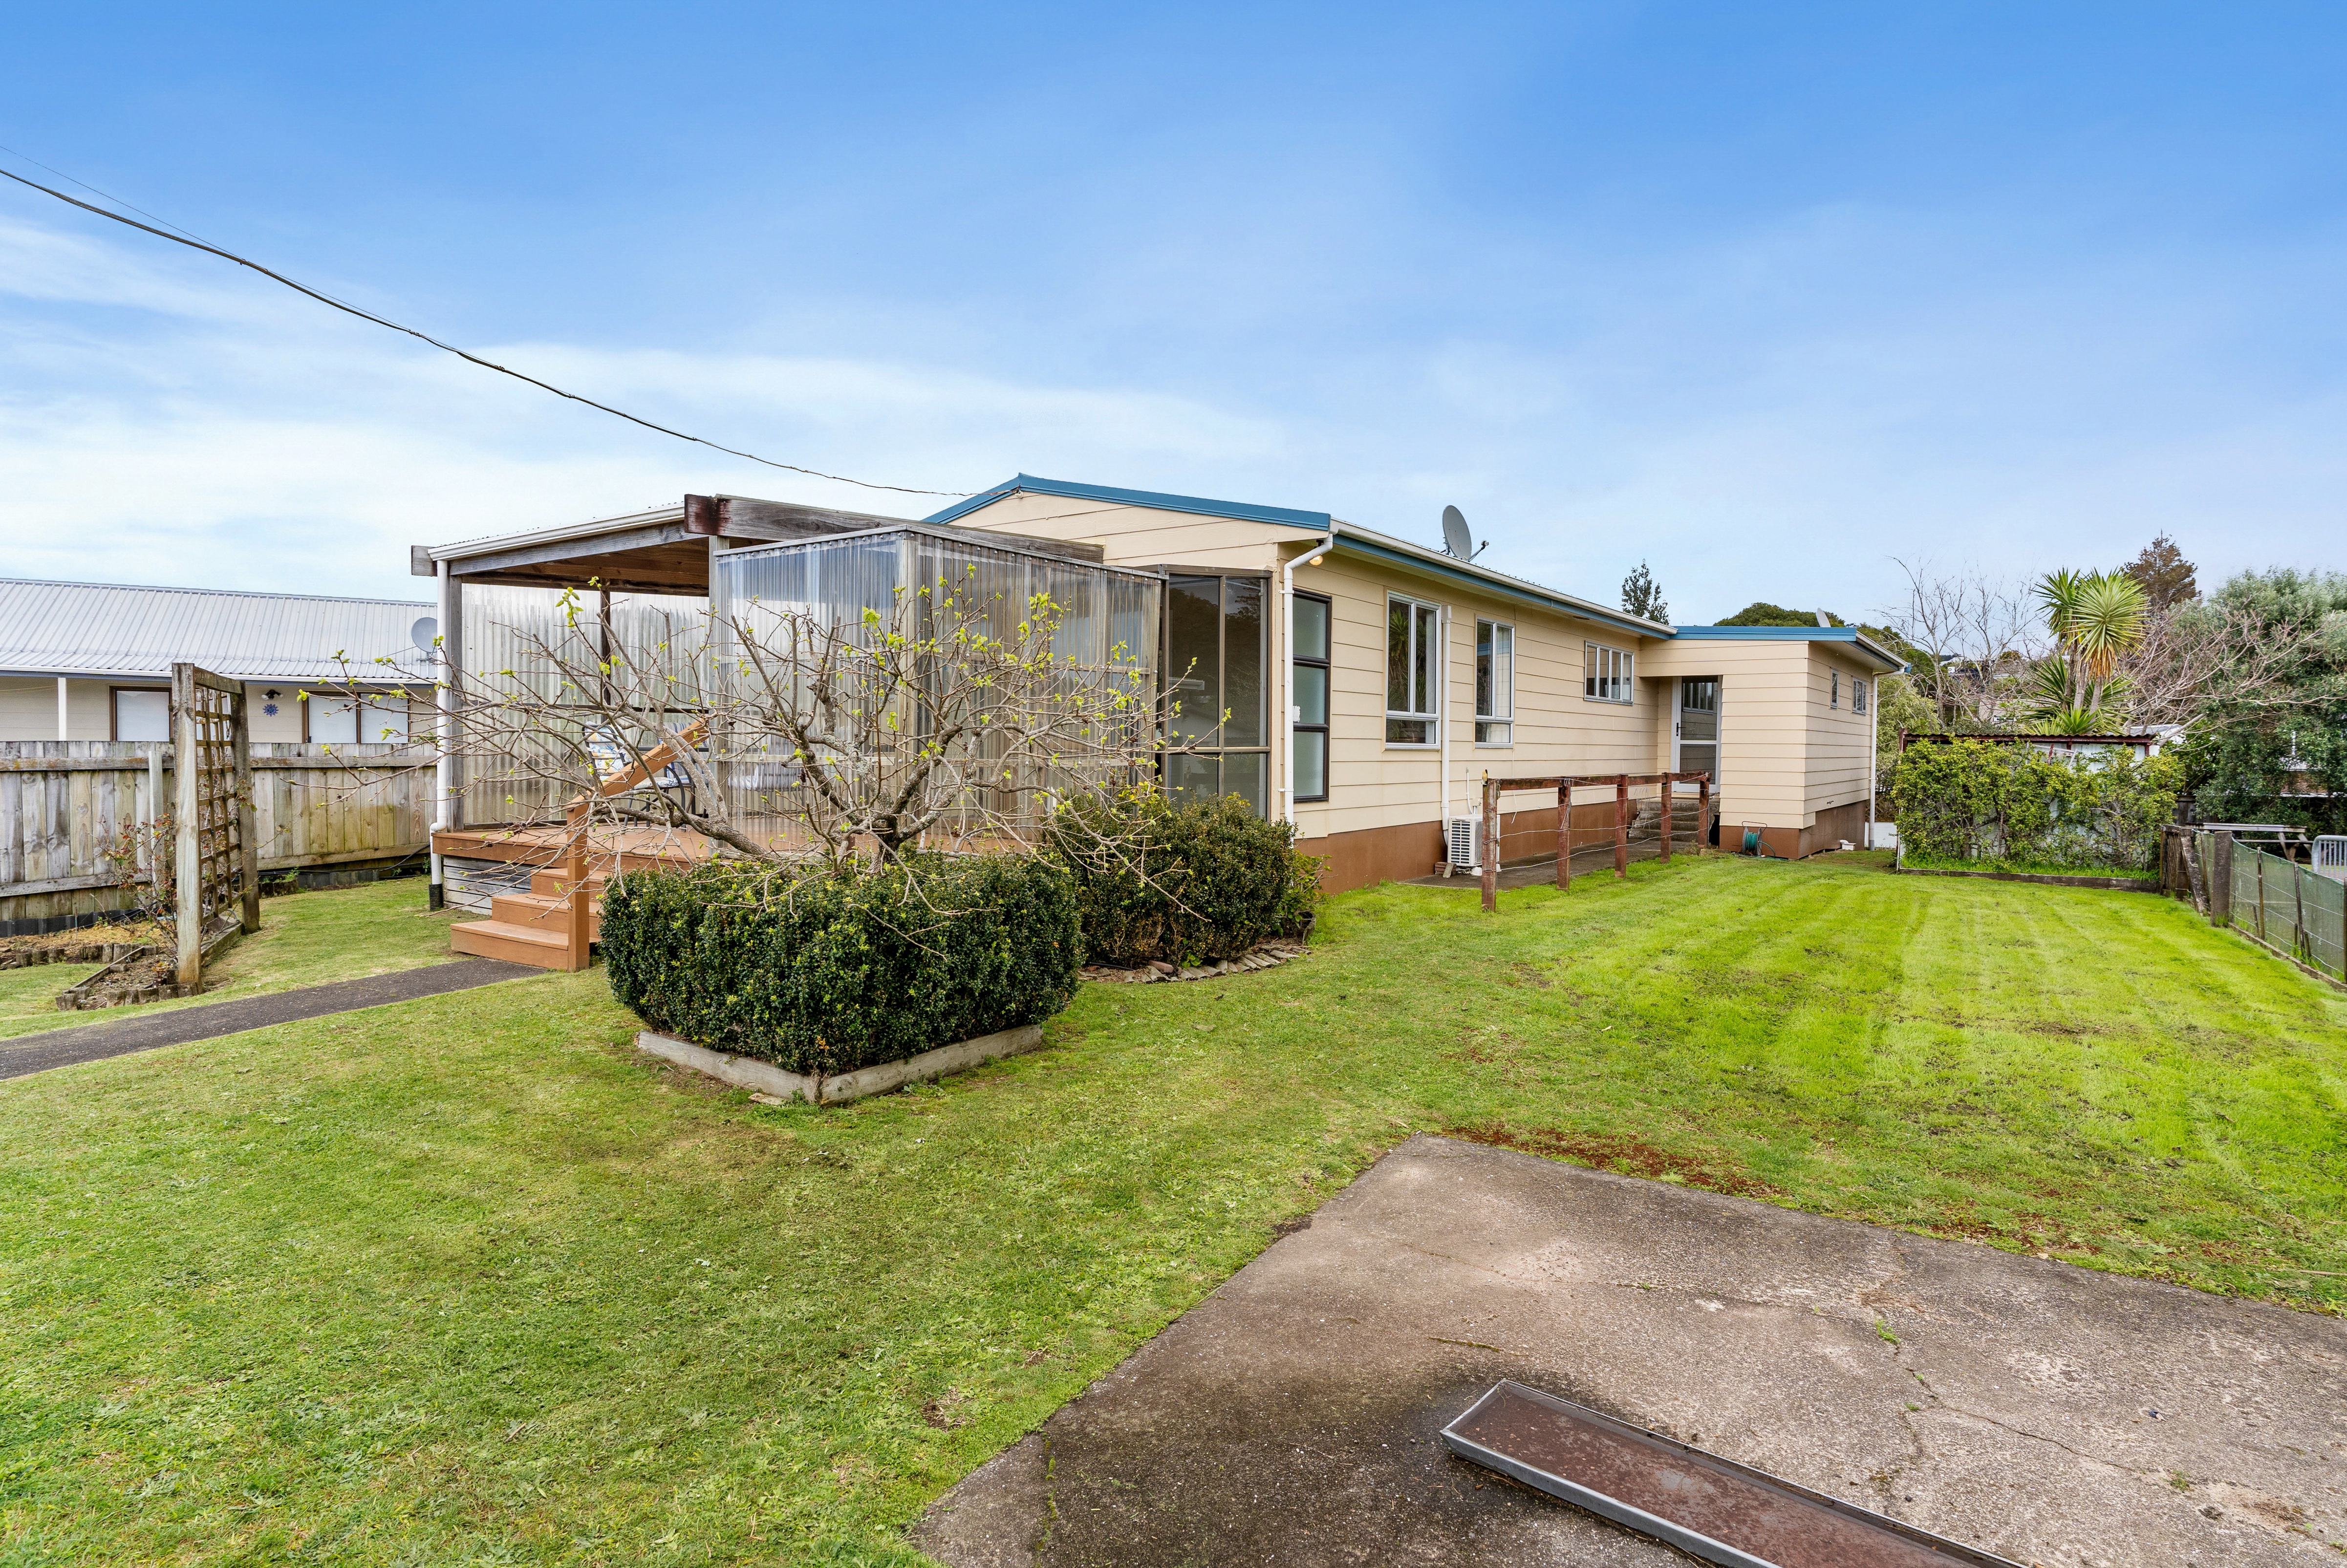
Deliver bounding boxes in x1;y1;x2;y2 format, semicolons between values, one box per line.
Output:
172;662;260;987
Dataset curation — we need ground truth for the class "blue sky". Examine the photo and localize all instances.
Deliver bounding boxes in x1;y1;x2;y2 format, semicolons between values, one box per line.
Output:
2;2;2341;617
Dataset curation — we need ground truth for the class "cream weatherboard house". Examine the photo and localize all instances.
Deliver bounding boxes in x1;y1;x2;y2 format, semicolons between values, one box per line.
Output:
929;476;1904;890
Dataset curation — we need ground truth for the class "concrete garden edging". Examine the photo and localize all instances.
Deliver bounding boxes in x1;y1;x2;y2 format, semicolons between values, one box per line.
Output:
54;946;204;1010
636;1023;1047;1105
1891;843;2157;892
1081;939;1308;984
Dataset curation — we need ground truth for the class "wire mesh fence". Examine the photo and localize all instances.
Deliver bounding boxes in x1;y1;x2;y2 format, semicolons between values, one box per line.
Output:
2231;841;2346;983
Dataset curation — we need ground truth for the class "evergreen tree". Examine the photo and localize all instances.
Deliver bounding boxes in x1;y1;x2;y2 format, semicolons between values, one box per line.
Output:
2122;535;2198;613
1621;561;1669;623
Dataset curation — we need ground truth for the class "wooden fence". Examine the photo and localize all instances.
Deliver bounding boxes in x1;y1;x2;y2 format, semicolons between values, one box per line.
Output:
0;742;436;933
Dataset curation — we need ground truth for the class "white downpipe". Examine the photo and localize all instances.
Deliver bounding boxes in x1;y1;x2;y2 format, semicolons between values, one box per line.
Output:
431;559;453;903
1278;532;1334;828
1866;674;1880;848
1437;603;1451;843
55;676;67;741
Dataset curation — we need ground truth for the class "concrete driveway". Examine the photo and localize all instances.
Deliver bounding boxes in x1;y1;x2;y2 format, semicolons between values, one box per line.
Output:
916;1135;2346;1567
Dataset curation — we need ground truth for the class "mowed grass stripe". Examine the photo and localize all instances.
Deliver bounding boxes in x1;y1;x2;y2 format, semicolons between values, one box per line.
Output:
1;854;2342;1566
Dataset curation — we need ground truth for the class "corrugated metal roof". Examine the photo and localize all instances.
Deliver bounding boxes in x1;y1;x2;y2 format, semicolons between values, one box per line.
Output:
0;579;433;681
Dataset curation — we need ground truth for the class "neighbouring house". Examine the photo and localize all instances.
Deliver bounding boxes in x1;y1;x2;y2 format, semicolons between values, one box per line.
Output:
932;475;1906;882
0;579;435;743
1898;730;2177;763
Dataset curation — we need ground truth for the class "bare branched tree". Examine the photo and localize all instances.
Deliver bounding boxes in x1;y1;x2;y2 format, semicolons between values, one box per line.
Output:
322;572;1177;872
2116;599;2310;731
1883;558;2043;731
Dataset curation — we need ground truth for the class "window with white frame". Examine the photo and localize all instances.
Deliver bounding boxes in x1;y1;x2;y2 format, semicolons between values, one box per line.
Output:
1831;670;1841;709
1386;595;1441;745
1475;619;1512;744
1583;642;1633;704
1853;677;1868;714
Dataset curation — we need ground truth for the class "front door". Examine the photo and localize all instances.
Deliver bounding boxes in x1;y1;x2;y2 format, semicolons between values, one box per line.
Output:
1676;679;1719;781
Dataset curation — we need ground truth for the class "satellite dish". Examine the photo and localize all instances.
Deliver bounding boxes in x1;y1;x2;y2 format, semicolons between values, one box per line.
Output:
410;616;439;651
1441;505;1473;560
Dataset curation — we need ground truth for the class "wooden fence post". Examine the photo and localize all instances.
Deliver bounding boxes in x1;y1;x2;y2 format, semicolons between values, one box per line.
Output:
2210;832;2233;926
1481;773;1499;913
172;666;201;989
235;688;260;934
1613;774;1629;880
1659;776;1673;862
1698;775;1711;856
1555;780;1571;891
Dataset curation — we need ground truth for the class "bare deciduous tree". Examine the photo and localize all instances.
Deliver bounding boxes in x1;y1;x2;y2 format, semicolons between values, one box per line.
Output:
1883;558;2044;731
324;574;1175;872
2115;599;2309;732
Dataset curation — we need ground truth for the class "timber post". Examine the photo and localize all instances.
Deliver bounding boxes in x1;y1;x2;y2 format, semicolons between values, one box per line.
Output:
2210;831;2233;926
1659;776;1673;862
234;689;260;934
1698;774;1711;856
1613;774;1630;880
1555;781;1571;891
172;664;201;988
563;803;593;972
1481;773;1499;913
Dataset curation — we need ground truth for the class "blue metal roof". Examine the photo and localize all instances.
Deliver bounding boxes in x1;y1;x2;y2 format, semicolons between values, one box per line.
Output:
925;474;1333;531
1671;624;1906;670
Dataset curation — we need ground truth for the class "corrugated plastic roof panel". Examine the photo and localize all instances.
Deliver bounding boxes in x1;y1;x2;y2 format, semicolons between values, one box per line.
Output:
0;579;433;682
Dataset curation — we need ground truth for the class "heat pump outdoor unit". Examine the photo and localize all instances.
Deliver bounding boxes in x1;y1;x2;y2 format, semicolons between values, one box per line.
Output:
1445;816;1482;873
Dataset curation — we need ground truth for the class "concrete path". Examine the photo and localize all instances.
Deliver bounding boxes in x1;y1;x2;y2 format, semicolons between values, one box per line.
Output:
916;1135;2346;1568
0;958;538;1080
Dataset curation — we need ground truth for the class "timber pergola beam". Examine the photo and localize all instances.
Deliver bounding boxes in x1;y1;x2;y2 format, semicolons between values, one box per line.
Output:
1480;771;1715;912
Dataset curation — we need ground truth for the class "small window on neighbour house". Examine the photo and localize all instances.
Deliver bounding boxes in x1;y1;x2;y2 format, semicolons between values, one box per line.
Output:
1386;595;1441;745
1583;643;1632;704
1475;620;1512;745
1853;678;1868;714
1831;670;1840;709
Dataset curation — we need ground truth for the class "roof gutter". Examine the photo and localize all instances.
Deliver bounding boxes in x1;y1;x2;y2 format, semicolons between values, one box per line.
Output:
1328;528;1669;640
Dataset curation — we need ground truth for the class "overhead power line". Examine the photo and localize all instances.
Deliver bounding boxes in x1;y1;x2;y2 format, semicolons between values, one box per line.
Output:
0;160;967;498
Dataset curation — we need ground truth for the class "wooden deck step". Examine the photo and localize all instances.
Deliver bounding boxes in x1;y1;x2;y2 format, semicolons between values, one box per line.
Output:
528;868;613;899
491;891;601;941
450;919;574;968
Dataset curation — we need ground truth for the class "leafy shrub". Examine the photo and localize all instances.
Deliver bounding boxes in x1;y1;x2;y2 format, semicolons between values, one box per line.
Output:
1890;739;2180;872
600;854;1080;1075
1045;791;1322;967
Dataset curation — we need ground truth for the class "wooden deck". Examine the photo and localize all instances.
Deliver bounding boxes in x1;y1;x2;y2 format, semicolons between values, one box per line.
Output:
432;824;713;969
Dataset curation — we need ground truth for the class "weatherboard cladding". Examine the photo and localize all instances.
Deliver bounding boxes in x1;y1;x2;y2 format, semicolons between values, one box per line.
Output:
0;580;432;681
925;473;1334;532
931;474;1667;639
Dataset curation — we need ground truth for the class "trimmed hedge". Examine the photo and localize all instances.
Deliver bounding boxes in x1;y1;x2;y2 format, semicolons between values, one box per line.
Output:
1044;792;1321;967
600;855;1081;1075
1889;739;2180;873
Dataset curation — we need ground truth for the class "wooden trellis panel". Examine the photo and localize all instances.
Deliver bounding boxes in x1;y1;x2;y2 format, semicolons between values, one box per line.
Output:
173;663;260;986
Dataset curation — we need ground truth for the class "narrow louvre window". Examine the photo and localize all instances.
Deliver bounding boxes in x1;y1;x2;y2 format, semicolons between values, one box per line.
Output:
1583;642;1632;704
1831;670;1840;709
1853;678;1868;714
1476;619;1512;744
1386;594;1440;744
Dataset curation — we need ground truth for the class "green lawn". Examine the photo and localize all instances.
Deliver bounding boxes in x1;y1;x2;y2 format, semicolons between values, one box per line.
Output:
0;879;463;1041
2;852;2341;1566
